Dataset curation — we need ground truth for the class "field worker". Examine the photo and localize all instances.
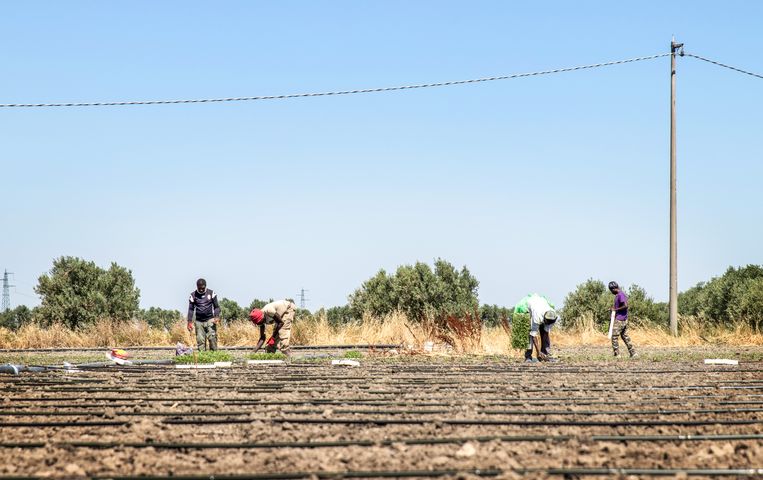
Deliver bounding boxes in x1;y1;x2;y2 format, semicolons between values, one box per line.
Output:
187;278;221;351
608;281;637;357
525;294;559;362
249;299;296;355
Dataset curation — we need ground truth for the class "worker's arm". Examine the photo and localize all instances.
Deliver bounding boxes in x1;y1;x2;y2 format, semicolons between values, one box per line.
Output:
212;293;221;324
186;296;195;331
271;317;283;337
532;334;548;361
611;299;628;312
253;324;266;352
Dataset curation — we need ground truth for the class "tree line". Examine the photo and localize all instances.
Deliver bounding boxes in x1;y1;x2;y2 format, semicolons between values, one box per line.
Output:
2;256;761;331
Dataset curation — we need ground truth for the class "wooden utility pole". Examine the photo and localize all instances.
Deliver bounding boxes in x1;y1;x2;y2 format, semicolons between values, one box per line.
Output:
669;38;683;336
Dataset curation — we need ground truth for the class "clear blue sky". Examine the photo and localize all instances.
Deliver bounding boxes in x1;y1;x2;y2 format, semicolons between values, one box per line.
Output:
2;1;762;312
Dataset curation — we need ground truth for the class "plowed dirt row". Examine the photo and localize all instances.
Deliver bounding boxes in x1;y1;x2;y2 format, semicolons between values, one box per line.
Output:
1;358;762;478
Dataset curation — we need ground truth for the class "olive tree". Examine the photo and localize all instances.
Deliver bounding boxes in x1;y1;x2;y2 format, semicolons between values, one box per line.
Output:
35;256;140;328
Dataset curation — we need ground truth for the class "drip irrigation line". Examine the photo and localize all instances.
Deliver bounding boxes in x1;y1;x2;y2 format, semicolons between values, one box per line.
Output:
596;434;763;441
7;392;760;405
1;467;760;479
3;406;761;418
161;416;763;427
444;418;763;427
545;468;763;477
0;420;128;427
5;380;760;390
480;407;763;416
0;433;754;451
14;383;763;395
0;344;397;353
164;418;252;425
8;399;763;411
0;53;670;108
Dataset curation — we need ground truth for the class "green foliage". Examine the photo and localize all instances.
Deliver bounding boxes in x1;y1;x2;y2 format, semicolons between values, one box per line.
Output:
322;305;356;326
480;304;512;327
220;298;246;322
35;256;140;329
139;307;181;330
510;312;530;349
560;279;611;328
349;258;479;322
626;284;668;327
343;350;363;359
310;306;358;327
248;299;273;311
732;277;763;330
247;352;287;360
561;279;667;331
295;308;314;322
348;270;395;318
679;265;763;329
0;305;34;331
175;350;234;364
329;305;355;324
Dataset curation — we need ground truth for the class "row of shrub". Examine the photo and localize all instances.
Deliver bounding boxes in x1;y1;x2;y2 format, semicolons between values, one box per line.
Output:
3;256;761;335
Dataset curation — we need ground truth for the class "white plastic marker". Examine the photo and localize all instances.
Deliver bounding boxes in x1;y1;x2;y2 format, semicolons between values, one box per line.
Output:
176;364;217;369
607;310;615;339
213;361;233;368
332;359;360;367
63;362;82;373
247;360;285;365
704;359;739;365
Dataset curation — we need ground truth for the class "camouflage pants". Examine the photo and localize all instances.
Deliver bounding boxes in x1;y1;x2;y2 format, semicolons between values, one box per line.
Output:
195;319;218;351
611;320;635;357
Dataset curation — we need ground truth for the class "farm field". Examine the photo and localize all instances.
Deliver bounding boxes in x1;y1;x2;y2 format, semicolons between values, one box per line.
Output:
1;349;762;478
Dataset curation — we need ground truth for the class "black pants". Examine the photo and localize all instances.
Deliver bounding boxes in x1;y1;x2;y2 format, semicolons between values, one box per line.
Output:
525;329;551;360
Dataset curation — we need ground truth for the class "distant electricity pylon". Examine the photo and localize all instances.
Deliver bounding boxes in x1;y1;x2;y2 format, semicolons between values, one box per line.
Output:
2;270;14;312
297;288;309;310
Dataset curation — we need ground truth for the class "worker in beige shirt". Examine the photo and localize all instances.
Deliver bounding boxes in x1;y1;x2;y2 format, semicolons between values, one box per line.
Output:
249;300;296;354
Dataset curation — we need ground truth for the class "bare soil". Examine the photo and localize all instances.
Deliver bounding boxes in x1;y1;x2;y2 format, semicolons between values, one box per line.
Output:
1;350;762;478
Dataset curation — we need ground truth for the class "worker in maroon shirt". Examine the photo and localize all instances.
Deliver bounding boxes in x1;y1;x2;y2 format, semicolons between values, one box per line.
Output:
609;281;637;357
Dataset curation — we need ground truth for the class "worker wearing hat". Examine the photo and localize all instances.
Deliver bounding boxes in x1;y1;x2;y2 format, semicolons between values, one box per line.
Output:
525;294;559;362
187;278;221;351
249;299;296;355
608;281;637;357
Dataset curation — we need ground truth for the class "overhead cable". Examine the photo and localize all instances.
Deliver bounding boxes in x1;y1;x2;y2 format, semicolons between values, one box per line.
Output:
0;53;670;108
683;52;763;80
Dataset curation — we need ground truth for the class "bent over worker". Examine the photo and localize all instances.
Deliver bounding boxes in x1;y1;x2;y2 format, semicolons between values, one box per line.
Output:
525;294;559;362
187;278;221;351
249;299;296;355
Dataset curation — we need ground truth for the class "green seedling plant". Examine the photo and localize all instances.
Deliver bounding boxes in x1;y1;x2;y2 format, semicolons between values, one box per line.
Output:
511;312;531;349
175;350;234;365
343;350;363;359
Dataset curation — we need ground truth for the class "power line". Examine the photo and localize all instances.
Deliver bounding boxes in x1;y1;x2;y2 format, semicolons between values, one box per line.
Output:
683;53;763;80
12;289;39;300
0;53;670;109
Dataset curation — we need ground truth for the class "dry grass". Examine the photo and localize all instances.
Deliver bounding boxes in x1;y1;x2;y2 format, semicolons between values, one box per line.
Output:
554;313;763;348
0;312;760;352
0;319;191;349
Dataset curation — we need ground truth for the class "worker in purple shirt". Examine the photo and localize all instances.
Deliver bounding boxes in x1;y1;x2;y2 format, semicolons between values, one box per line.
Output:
608;281;636;357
